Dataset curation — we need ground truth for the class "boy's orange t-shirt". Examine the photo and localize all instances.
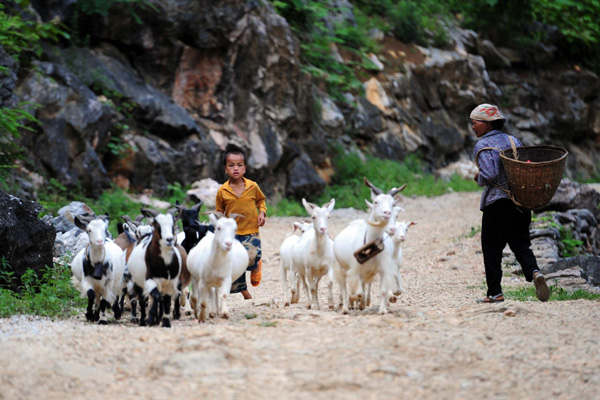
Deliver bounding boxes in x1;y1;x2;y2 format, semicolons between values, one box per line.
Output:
215;177;267;235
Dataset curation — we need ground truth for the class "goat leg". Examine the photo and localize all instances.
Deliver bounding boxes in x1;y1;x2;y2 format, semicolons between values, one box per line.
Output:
146;288;161;326
161;295;172;328
172;283;182;320
85;289;95;322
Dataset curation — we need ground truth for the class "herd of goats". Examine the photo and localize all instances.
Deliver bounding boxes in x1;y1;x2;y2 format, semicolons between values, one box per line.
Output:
70;178;415;327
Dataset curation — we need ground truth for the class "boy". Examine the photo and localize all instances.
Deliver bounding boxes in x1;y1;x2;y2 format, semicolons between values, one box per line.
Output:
215;143;267;299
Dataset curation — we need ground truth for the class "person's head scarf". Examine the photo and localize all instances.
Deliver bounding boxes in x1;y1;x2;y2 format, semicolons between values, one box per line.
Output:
470;104;505;122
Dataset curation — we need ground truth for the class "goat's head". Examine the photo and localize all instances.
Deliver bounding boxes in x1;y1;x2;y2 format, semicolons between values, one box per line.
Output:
142;208;177;248
209;213;238;251
174;200;203;229
292;221;313;234
302;198;335;235
75;214;110;247
363;177;406;226
387;220;416;242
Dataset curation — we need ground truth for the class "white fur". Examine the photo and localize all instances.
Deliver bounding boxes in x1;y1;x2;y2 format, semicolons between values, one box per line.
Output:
187;213;249;322
279;221;312;306
291;199;336;310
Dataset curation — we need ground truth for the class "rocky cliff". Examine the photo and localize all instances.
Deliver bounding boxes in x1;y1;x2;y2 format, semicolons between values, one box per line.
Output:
4;0;600;201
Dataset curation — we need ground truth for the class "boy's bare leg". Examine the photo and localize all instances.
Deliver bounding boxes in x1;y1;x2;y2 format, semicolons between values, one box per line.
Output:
241;289;252;300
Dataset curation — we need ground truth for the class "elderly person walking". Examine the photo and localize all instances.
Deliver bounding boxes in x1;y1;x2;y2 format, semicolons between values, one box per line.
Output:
471;103;549;303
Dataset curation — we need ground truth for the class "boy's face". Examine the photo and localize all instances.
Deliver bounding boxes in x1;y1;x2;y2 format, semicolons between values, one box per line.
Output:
225;153;246;180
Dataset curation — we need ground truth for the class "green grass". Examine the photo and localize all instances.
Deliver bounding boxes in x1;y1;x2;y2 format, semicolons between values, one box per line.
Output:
504;281;600;302
270;151;480;216
0;256;85;318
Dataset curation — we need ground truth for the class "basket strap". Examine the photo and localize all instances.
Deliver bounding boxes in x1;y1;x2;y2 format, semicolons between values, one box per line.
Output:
508;136;518;159
474;146;512;195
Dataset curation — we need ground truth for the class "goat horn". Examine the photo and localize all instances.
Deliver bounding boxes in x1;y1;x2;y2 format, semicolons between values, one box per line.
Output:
363;177;382;195
388;184;407;197
191;201;203;212
228;213;246;219
141;208;159;218
211;211;225;219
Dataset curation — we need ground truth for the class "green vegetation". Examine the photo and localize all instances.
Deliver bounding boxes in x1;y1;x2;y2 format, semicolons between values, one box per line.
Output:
0;256;85;318
0;1;68;183
532;214;585;257
269;150;480;216
504;281;600;302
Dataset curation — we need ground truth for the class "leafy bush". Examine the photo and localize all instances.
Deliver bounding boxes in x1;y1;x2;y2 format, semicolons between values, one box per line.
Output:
0;256;85;318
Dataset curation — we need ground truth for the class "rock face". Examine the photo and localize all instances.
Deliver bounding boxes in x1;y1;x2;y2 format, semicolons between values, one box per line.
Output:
6;1;600;202
0;191;56;291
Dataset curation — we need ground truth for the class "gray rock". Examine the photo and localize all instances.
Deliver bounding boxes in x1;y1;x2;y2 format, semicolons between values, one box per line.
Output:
0;191;56;292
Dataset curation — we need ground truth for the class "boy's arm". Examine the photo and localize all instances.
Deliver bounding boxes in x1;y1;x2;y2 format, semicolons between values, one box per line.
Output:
215;188;224;213
256;186;267;226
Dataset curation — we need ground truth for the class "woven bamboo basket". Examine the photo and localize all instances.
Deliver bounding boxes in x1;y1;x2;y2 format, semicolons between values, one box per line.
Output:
500;145;568;209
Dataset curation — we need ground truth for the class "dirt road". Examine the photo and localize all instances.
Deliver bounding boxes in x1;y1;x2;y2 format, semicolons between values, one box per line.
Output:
1;191;599;399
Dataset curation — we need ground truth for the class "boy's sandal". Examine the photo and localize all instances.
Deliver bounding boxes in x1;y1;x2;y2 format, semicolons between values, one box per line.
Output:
476;293;505;303
250;260;262;287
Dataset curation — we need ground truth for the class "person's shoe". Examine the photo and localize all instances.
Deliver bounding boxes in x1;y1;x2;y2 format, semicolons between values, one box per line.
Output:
250;260;262;287
533;271;550;302
476;293;504;303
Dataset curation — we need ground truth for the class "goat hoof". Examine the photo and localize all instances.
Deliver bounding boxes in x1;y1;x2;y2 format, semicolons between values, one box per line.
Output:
222;313;229;320
390;296;397;303
98;319;108;325
209;312;216;319
284;302;289;307
161;318;171;328
131;317;139;324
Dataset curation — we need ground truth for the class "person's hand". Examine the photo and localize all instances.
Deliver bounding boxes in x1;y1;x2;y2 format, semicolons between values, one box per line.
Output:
258;211;266;227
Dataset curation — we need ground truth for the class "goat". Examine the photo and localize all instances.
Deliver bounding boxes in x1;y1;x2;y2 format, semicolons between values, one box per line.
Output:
291;199;336;310
333;178;406;314
187;212;249;322
126;208;186;327
70;214;126;324
384;219;416;299
279;221;312;306
113;215;152;322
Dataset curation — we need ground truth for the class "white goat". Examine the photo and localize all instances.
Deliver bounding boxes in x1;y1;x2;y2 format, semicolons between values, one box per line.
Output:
365;205;405;307
385;220;415;297
187;213;249;322
127;209;186;327
333;178;406;314
70;214;126;324
291;199;336;310
279;221;312;306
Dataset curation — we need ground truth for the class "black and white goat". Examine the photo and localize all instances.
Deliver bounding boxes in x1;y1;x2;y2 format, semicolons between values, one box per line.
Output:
174;201;215;253
70;214;126;324
126;208;187;327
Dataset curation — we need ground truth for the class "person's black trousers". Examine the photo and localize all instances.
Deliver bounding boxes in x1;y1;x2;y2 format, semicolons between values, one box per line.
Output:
481;199;539;297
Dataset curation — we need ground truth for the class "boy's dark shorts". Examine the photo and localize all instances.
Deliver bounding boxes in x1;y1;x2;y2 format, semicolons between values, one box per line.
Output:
230;233;261;294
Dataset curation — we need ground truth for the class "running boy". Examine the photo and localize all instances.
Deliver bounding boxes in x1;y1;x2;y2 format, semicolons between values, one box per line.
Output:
216;143;267;299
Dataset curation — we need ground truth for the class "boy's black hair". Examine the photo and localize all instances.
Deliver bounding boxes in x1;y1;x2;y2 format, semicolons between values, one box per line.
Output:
491;119;505;130
223;143;246;166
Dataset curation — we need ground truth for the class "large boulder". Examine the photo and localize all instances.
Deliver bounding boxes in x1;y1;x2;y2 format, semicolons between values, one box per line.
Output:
541;179;600;217
0;191;56;292
15;61;113;198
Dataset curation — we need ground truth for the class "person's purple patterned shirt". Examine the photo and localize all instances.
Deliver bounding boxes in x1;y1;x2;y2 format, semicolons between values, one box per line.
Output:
473;130;523;210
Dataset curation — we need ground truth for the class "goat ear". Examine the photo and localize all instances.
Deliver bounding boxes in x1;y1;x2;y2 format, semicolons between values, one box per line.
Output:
135;214;144;223
208;213;219;226
229;213;245;220
121;215;132;223
212;211;225;219
167;208;178;218
365;199;373;210
324;198;335;213
292;222;302;232
302;198;315;214
74;215;87;230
